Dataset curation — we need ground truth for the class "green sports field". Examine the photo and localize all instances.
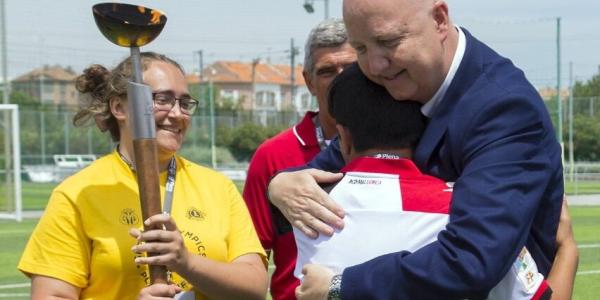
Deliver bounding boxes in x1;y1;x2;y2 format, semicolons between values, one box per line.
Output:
0;183;599;299
3;180;600;211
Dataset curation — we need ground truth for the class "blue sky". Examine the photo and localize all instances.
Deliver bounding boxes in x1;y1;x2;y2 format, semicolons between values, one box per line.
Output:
5;0;600;88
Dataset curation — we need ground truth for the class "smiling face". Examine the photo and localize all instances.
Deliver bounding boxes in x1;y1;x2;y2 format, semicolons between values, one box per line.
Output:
343;0;452;103
142;60;191;158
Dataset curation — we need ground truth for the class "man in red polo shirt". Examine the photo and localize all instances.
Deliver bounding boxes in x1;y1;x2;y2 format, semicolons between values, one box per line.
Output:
242;18;356;300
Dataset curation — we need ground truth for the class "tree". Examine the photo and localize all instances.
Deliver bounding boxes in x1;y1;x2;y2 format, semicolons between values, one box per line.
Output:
226;123;285;162
569;115;600;161
567;71;600;161
9;91;40;108
573;73;600;97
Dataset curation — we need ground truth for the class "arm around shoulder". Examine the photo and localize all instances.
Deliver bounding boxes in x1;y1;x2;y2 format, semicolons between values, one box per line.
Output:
268;168;344;238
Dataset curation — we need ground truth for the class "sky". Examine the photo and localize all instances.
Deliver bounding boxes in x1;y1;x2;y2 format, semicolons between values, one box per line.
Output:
4;0;600;88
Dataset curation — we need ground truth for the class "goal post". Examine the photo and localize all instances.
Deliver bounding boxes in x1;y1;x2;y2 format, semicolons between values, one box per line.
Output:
0;104;22;221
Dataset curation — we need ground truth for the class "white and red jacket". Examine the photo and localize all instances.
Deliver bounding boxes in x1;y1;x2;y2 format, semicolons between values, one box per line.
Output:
294;155;551;300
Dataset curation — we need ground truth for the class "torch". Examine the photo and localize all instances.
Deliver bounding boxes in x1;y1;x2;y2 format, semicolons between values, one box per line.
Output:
92;3;168;284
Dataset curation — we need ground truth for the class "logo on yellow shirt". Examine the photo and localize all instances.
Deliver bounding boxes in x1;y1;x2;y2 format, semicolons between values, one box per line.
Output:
120;208;140;225
186;207;206;221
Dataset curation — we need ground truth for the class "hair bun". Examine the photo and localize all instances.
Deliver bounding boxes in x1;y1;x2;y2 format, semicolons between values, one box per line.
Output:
75;64;109;94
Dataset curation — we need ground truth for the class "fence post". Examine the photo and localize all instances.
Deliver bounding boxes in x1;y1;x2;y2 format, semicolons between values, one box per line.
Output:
40;110;46;164
63;111;69;154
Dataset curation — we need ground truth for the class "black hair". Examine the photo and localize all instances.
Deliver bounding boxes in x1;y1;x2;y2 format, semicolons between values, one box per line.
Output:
327;63;426;152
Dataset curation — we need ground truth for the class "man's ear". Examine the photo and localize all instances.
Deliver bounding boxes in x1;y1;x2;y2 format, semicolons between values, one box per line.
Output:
302;70;317;96
336;124;353;158
432;1;450;40
109;97;127;121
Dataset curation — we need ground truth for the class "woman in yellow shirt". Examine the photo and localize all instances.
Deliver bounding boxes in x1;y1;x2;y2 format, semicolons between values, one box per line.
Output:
18;52;268;300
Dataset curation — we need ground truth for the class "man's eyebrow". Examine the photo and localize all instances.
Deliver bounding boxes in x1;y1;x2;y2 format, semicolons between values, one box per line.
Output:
316;64;336;71
373;30;406;41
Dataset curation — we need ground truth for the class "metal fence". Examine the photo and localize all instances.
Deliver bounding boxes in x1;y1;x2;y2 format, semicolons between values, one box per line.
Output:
1;96;600;182
0;107;302;167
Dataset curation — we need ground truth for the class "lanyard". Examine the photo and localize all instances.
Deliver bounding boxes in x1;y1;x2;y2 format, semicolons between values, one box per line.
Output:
313;116;328;151
117;145;177;215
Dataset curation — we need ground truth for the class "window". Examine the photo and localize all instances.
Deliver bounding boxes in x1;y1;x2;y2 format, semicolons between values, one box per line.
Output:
256;91;276;107
220;89;239;100
300;93;312;109
43;83;53;93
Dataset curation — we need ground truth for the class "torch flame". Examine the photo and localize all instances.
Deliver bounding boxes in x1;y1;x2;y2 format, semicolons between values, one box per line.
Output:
149;10;162;24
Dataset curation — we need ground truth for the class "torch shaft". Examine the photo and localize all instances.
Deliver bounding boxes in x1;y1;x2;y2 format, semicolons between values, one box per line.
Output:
131;46;143;83
128;51;167;284
133;138;168;284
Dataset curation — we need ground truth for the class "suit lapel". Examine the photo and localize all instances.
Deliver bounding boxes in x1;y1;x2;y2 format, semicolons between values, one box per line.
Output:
414;28;482;172
414;99;452;171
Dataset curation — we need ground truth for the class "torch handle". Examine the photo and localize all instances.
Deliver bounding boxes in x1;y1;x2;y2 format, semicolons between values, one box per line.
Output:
133;138;168;284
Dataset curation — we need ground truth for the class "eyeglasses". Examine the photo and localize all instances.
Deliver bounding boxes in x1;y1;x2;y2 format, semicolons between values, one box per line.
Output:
152;92;199;115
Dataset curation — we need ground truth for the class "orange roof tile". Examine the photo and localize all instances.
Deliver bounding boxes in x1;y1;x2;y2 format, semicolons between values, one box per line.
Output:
187;61;306;86
538;87;570;99
13;65;77;83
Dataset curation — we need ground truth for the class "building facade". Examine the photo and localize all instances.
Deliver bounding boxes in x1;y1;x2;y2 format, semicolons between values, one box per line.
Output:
12;65;79;106
187;61;314;115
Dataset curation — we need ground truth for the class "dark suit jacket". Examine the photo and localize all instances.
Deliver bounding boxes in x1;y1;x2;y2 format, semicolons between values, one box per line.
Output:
306;28;563;299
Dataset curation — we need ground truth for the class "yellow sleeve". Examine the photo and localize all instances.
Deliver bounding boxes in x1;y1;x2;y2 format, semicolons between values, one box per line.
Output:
18;189;91;288
224;180;267;266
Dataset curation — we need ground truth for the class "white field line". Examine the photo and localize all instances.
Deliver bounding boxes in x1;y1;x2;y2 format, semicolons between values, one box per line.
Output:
578;270;600;276
0;230;31;235
578;243;600;249
0;293;28;298
0;283;29;290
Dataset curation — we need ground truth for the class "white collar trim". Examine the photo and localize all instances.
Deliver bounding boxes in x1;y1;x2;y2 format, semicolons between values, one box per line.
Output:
421;25;466;117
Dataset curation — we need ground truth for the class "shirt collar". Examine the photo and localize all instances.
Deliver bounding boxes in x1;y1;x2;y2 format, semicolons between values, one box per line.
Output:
421;25;466;117
293;111;319;147
341;156;423;177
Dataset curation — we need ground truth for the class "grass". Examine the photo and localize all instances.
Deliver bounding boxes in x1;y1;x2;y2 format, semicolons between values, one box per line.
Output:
0;182;54;211
566;180;600;196
1;180;598;212
0;182;598;298
0;219;37;299
570;206;600;299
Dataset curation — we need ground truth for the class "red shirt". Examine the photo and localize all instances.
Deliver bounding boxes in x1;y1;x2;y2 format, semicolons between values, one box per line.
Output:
243;111;321;300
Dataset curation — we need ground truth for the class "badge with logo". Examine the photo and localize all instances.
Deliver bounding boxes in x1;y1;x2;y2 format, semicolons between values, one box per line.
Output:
186;207;206;221
120;208;140;225
514;247;540;292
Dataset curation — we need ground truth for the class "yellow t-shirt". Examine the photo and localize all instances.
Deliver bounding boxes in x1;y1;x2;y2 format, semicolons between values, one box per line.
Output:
18;151;266;300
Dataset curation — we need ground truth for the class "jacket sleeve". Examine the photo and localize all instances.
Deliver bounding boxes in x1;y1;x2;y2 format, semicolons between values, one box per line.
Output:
340;96;562;299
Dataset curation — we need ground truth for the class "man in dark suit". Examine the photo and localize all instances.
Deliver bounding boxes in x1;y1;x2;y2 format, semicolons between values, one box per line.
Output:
268;0;566;299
